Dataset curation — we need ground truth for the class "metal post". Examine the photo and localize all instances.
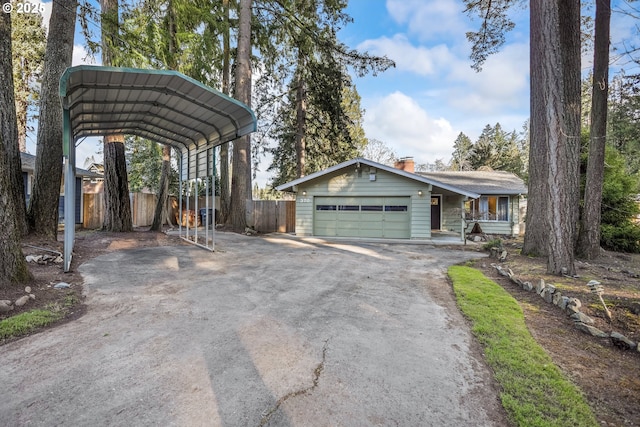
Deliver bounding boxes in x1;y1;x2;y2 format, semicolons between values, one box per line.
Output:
195;178;199;244
62;108;74;272
179;152;183;236
205;176;209;247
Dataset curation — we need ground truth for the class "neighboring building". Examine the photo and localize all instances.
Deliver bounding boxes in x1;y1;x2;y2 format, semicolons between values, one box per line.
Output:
276;157;527;241
21;152;102;224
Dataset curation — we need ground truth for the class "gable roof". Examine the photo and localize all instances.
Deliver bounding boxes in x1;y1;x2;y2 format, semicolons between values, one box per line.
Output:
20;152;101;178
417;171;528;195
275;157;482;199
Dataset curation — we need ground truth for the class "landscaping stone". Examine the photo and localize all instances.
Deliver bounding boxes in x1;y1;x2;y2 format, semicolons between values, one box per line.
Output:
14;296;30;307
571;311;595;325
567;297;582;311
25;255;42;263
522;281;533;292
536;279;546;295
541;287;554;303
610;332;637;350
559;296;569;310
552;291;563;306
574;322;609;338
0;301;14;313
499;250;508;262
511;276;523;287
54;282;71;289
29;294;35;300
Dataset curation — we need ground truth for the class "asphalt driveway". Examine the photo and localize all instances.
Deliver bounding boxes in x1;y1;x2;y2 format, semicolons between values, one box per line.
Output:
1;232;508;426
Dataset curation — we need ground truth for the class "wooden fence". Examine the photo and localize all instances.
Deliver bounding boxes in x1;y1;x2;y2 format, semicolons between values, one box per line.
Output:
84;194;296;233
246;200;295;233
83;193;158;229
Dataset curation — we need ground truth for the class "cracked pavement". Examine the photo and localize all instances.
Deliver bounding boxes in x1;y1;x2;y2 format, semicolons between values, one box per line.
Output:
0;232;510;426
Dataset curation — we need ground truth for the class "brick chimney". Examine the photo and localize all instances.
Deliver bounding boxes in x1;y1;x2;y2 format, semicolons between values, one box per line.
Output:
394;157;415;173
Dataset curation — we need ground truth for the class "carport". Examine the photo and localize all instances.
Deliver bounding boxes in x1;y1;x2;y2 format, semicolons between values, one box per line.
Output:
59;65;256;272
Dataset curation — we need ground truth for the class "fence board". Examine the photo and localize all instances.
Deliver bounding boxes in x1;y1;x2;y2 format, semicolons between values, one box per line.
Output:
247;200;296;233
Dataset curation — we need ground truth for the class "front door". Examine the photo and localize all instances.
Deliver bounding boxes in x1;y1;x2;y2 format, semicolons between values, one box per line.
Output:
430;195;441;230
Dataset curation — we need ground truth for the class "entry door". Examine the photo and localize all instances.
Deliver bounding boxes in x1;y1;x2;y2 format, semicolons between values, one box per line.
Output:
431;195;441;230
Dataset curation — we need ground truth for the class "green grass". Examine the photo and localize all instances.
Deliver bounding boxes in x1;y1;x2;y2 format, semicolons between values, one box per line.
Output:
0;309;63;340
448;265;598;427
0;293;79;341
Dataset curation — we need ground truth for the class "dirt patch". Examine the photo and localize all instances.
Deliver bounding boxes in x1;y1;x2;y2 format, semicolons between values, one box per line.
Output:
474;239;640;427
0;228;187;343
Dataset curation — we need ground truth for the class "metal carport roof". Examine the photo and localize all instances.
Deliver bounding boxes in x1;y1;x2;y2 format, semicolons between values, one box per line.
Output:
59;65;257;272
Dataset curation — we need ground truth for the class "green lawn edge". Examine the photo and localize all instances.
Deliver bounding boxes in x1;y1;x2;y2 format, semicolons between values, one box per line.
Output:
448;265;598;427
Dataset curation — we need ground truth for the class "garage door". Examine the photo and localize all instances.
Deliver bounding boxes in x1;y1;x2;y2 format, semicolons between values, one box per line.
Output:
314;196;411;238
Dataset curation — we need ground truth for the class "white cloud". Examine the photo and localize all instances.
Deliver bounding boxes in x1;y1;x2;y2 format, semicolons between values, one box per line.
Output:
358;34;455;76
386;0;467;42
363;92;458;163
72;44;97;66
445;42;529;114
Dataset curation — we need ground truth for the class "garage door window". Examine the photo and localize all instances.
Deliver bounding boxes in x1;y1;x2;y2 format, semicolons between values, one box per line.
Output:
316;205;337;211
338;205;359;211
385;205;408;212
361;205;383;211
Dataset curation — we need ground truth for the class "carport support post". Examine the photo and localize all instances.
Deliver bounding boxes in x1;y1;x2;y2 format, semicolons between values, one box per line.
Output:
62;108;75;272
178;153;183;236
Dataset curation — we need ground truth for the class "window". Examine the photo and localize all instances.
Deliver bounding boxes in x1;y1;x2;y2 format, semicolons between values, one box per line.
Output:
316;205;337;211
465;196;509;221
385;205;408;212
361;205;383;211
338;205;359;211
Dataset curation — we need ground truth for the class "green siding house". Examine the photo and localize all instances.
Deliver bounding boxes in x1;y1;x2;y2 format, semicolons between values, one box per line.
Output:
276;157;527;241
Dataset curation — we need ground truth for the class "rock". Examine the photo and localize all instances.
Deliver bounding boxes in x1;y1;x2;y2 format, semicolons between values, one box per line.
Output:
574;322;609;338
14;295;30;307
559;296;569;310
25;255;42;263
511;277;523;286
54;282;71;289
473;235;482;242
498;268;510;277
53;256;63;264
571;311;595;325
546;284;557;294
541;288;554;304
29;294;35;300
0;301;14;313
610;332;637;350
567;297;582;311
536;279;546;295
522;281;533;292
552;291;563;306
499;250;508;262
25;286;31;293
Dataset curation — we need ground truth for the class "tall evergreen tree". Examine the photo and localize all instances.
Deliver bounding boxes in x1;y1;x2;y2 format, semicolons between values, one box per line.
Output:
11;12;46;153
0;10;31;284
450;132;473;171
27;0;78;239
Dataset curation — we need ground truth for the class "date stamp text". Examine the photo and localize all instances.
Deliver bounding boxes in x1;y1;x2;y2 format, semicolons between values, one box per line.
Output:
3;2;46;14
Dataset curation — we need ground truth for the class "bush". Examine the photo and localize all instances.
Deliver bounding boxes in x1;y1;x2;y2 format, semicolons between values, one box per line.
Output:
601;222;640;253
483;238;502;251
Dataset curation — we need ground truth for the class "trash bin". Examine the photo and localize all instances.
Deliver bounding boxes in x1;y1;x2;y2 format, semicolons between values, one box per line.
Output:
199;208;214;225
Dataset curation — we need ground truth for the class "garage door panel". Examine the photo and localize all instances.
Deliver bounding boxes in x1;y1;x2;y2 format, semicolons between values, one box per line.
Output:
314;196;410;239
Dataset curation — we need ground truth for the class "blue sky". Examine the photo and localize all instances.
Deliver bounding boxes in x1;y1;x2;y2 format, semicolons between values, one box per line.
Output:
28;0;639;185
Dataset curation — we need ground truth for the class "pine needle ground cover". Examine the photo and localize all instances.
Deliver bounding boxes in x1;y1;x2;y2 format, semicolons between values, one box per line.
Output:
448;265;598;427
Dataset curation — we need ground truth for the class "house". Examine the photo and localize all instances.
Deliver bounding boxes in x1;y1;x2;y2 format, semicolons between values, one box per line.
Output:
275;157;527;241
21;152;102;224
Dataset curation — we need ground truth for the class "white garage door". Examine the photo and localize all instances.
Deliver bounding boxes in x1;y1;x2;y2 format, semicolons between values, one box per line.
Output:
314;196;411;238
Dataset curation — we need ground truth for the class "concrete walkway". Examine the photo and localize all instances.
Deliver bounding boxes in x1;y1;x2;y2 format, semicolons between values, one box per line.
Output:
0;232;508;426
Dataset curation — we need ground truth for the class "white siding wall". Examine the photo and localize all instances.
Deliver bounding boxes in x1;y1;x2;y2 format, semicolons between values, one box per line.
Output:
296;167;432;238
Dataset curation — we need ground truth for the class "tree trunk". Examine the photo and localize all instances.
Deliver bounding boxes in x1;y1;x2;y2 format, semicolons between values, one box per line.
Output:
150;145;171;231
218;0;231;224
522;0;551;258
27;0;77;239
577;0;611;260
100;0;133;232
230;0;252;231
544;0;581;275
1;12;27;237
0;11;32;284
295;61;307;178
103;135;133;231
525;0;581;276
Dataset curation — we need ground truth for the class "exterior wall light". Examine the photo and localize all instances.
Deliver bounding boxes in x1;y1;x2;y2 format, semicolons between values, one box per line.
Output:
418;190;423;196
302;190;307;196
